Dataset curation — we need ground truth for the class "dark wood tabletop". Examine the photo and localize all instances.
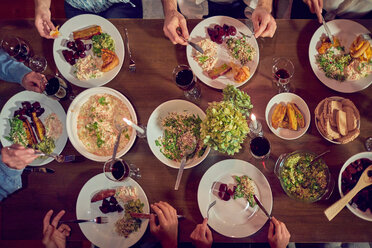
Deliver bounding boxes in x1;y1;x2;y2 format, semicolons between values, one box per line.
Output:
0;19;371;246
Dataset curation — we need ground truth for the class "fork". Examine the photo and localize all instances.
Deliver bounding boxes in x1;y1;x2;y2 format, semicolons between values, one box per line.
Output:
34;151;74;163
124;28;136;72
59;216;108;224
206;200;216;219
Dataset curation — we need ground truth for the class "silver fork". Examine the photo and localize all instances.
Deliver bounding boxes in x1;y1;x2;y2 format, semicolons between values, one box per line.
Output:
124;28;136;72
34;151;74;163
206;200;216;219
59;216;108;224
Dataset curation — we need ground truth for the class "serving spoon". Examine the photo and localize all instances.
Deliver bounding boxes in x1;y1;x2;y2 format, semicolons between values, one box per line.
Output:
174;135;196;190
324;164;372;221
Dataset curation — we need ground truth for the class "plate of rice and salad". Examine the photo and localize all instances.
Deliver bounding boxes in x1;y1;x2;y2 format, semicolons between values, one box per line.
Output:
187;16;259;89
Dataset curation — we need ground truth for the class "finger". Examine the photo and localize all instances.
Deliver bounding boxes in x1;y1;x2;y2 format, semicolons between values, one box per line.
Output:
255;17;270;38
10;144;26;150
260;19;276;38
58;224;71;232
151;204;166;224
179;18;189;40
51;210;65;228
206;225;213;242
161;201;177;221
252;17;260;37
43;210;53;234
157;202;171;221
169;27;187;45
149;213;158;232
42;225;53;244
63;229;71;237
316;11;323;23
28;85;43;93
268;221;274;239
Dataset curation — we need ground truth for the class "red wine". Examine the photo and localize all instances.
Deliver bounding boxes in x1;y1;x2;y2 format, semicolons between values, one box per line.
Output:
176;69;195;90
14;43;30;62
275;69;290;80
250;136;270;157
45;77;60;95
112;160;129;180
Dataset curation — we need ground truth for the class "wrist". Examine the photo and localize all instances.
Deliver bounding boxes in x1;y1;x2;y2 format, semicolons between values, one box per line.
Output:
162;0;178;17
256;3;272;13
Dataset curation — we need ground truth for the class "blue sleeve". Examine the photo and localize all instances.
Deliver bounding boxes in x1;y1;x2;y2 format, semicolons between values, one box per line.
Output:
0;155;24;201
0;49;31;84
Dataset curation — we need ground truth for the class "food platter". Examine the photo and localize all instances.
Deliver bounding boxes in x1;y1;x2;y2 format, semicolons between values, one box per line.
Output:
147;99;210;169
66;87;137;162
0;91;68;166
76;173;149;248
197;159;272;238
53;14;124;88
309;19;372;93
338;152;372;221
265;93;310;140
187;16;259;90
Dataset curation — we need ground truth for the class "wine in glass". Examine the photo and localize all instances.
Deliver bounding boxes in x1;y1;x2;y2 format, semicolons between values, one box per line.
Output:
103;158;140;182
250;136;271;160
173;64;201;100
272;57;294;93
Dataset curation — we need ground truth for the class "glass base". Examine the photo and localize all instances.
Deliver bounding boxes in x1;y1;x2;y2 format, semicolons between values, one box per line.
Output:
365;137;372;151
184;85;201;101
136;125;147;139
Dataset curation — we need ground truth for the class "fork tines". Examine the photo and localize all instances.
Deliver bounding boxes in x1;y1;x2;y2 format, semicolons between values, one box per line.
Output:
96;216;108;224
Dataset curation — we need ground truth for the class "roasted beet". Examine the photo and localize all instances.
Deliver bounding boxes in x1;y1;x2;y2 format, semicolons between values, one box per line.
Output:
75;39;85;52
207;28;214;38
219;183;227;192
99;206;109;214
215;36;223;44
223;24;230;32
228;26;237;36
35;108;45;117
227;187;235;196
117;205;123;213
67;41;75;50
21;101;32;110
69;58;76;65
102;198;110;207
73;52;80;59
79;51;86;58
109;196;118;204
32;101;41;110
62;50;73;62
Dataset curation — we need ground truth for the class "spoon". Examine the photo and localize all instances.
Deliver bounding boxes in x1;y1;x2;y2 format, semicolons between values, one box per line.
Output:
174;134;197;190
324;164;372;221
309;150;330;167
112;116;127;163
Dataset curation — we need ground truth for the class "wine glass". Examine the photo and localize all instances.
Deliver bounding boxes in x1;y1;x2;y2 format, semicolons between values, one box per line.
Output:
28;55;47;73
173;64;201;101
1;35;24;58
103;158;140;182
249;136;271;160
272;57;294;93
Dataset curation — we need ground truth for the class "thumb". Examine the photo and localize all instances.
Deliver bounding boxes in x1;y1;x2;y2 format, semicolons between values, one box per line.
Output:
268;221;274;239
149;214;157;232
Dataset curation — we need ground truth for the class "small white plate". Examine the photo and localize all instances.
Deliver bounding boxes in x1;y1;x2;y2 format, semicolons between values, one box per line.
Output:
0;91;68;166
187;16;259;89
76;173;149;248
309;19;372;93
198;159;272;238
66;87;137;162
146;100;210;169
53;14;124;88
265;93;310;140
338;152;372;221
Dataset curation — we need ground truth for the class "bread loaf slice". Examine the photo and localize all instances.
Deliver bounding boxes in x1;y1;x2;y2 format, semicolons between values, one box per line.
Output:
343;106;357;131
329;100;342;127
337;129;360;144
325;118;341;140
336;110;348;136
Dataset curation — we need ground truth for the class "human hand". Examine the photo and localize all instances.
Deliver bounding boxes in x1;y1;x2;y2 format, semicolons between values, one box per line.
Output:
190;218;213;248
303;0;323;23
252;7;277;38
35;5;56;39
42;210;71;248
22;71;46;93
268;217;290;248
163;10;189;45
149;201;178;248
1;144;39;170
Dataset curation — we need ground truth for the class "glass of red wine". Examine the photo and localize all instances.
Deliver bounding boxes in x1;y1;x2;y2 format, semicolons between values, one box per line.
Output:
44;75;69;100
272;57;294;93
103;158;140;182
249;136;271;160
173;65;201;101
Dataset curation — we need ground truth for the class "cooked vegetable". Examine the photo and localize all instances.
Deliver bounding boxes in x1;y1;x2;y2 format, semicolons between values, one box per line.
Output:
92;33;115;57
226;36;255;65
36;137;55;155
233;175;256;207
222;85;253;116
5;116;28;147
23;119;38;146
115;199;144;238
31;111;46;141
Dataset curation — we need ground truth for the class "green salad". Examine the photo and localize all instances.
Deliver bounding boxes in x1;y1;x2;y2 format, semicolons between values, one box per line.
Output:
316;46;351;81
234;175;256;207
115;199;144;238
5;116;28;147
92;33;115;57
223;85;253;116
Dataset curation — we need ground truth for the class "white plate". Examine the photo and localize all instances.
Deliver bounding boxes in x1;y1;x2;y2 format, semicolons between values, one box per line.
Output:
66;87;137;162
76;173;149;248
198;159;272;238
314;96;360;144
309;19;372;93
0;91;68;166
187;16;259;89
147;100;210;169
265;93;310;140
338;152;372;221
53;14;124;88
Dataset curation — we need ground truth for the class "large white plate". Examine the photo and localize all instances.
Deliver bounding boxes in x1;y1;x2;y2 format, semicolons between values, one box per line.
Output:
147;100;210;169
338;152;372;221
53;14;124;88
76;173;149;248
198;159;272;238
265;93;310;140
187;16;259;89
309;19;372;93
0;91;68;166
66;87;137;162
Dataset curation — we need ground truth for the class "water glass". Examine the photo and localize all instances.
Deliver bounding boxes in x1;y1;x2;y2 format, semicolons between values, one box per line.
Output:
103;158;140;182
272;57;294;93
28;55;47;73
172;64;201;101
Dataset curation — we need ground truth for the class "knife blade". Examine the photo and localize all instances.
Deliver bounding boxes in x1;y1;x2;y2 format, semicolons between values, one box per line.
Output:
322;16;334;44
188;41;204;54
129;212;184;219
253;195;272;220
24;166;55;174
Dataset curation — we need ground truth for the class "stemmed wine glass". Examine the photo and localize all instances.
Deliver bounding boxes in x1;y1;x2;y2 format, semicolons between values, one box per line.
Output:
173;65;201;101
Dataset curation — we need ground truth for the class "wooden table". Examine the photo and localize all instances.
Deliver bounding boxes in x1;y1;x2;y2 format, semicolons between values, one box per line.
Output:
0;19;372;246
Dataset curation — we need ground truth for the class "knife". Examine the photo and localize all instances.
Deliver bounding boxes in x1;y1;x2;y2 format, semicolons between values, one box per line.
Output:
24;166;55;174
253;195;272;221
129;212;184;219
176;28;204;54
322;16;334;44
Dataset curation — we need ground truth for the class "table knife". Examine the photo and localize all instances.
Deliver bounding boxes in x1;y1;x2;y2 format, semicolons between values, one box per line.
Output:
187;41;204;54
24;166;55;174
253;195;272;220
322;16;334;44
129;212;184;219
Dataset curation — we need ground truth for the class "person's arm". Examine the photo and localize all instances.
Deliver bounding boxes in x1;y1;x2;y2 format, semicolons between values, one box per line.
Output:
0;145;39;201
34;0;56;39
161;0;189;45
303;0;323;23
252;0;277;38
0;50;31;84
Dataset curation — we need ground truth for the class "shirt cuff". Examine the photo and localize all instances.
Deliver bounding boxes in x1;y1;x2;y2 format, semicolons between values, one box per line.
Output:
0;156;24;177
15;66;32;85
